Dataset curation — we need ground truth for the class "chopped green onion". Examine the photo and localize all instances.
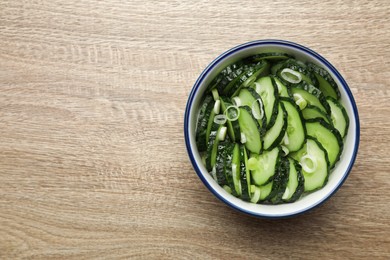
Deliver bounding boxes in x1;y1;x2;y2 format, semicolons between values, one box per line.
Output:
224;105;240;121
213;114;227;125
213;100;221;114
250;185;256;193
201;153;206;165
240;132;247;144
210;166;217;180
250;185;261;203
211;88;220;101
247;157;258;171
218;126;227;141
251;98;264;120
296;99;307;110
223;185;232;194
281;68;302;84
232;163;237;176
232;163;242;196
293;93;307;110
232;96;242;107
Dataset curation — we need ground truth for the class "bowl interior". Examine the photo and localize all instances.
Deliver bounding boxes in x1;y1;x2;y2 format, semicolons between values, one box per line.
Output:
185;40;359;218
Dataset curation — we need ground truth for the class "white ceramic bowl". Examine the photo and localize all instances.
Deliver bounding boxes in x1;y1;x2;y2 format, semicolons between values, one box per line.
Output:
184;40;360;218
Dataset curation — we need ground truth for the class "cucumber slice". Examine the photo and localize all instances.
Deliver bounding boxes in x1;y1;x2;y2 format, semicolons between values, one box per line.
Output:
215;148;226;185
250;147;281;186
205;109;216;146
210;62;247;93
263;103;287;150
302;105;332;124
237;88;266;134
271;60;286;75
305;119;343;169
327;97;349;138
232;143;242;196
230;61;270;97
240;145;251;201
282;158;305;202
220;96;240;142
196;52;349;205
273;76;290;98
252;52;293;61
256;156;288;203
205;124;224;171
253;76;278;129
291;82;330;114
225;61;268;96
215;141;229;187
259;181;273;201
237;106;262;154
307;62;341;99
196;95;214;152
290;137;329;192
268;158;290;204
280;98;306;152
223;142;237;195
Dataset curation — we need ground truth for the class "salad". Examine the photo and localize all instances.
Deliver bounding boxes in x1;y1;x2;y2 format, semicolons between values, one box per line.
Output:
195;53;349;204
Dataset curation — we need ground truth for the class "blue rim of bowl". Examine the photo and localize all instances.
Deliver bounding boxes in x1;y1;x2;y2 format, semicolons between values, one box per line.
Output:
184;39;360;218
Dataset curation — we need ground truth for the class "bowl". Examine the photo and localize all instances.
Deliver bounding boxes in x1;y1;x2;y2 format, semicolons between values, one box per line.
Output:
184;40;360;218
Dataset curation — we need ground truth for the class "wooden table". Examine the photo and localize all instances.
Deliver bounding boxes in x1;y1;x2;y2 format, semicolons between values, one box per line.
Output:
1;0;389;259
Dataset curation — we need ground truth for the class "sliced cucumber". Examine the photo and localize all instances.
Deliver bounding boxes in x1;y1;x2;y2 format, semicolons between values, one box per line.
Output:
215;144;226;186
213;63;247;93
225;61;268;96
327;97;349;138
237;106;262;154
215;141;229;187
282;158;305;202
205;110;216;145
291;82;330;114
196;53;349;205
229;64;270;97
205;124;224;171
307;62;340;99
302;105;332;124
305;119;343;168
259;181;273;201
290;137;329;192
250;146;281;186
196;95;214;152
271;60;286;75
253;76;278;129
206;61;245;93
252;52;293;61
255;157;288;203
237;88;266;133
263;103;287;150
223;142;237;195
232;143;242;196
220;96;240;142
240;145;251;201
280;98;306;152
273;76;290;98
268;158;290;204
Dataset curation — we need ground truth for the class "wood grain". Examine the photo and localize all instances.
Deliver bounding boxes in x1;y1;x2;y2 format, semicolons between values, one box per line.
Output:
0;0;389;259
